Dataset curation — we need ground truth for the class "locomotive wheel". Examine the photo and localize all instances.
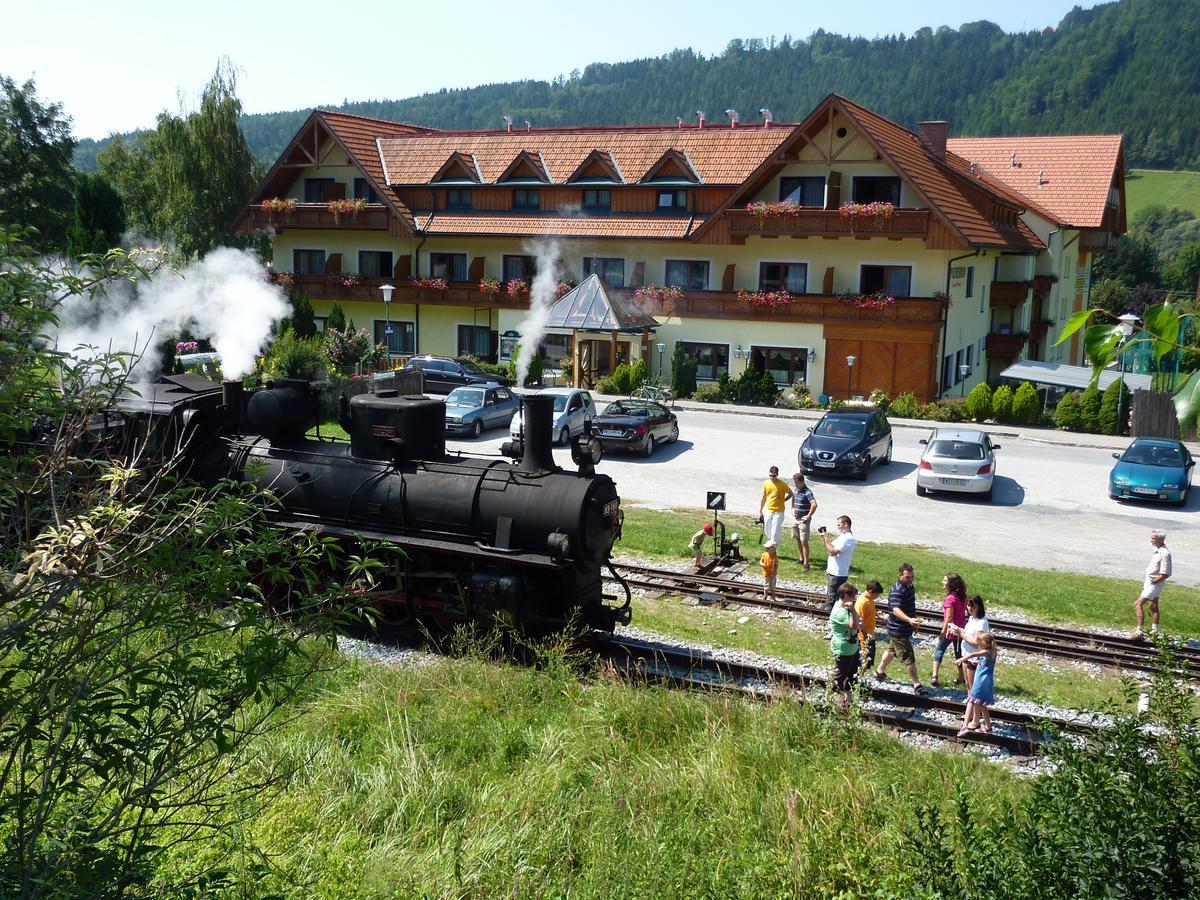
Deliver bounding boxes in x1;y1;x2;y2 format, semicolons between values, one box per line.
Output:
471;420;483;438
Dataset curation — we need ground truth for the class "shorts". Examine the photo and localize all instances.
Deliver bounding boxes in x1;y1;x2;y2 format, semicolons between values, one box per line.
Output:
833;651;860;691
858;635;877;673
792;519;811;541
764;574;777;591
889;633;916;665
1140;580;1164;601
932;635;962;664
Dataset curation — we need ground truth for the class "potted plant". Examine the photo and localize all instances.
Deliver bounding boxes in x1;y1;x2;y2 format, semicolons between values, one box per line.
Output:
479;277;501;296
505;278;530;299
634;283;685;304
336;272;363;290
260;197;297;223
736;288;795;308
326;197;368;223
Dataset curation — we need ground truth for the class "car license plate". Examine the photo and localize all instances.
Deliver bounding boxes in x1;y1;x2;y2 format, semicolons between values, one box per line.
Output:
1133;487;1159;495
814;460;835;468
601;429;622;438
940;478;968;486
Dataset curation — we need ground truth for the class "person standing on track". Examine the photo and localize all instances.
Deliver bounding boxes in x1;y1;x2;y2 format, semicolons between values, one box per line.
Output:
875;562;927;694
931;573;968;687
829;581;863;707
957;632;997;735
758;466;793;549
819;515;856;612
1134;529;1172;639
951;594;990;693
760;540;779;602
790;472;818;572
856;579;882;677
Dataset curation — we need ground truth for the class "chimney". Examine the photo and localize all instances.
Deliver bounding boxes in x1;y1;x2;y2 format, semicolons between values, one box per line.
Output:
516;394;558;475
503;115;513;133
724;108;739;127
676;116;684;129
759;108;773;127
696;110;705;129
916;120;949;160
524;120;532;131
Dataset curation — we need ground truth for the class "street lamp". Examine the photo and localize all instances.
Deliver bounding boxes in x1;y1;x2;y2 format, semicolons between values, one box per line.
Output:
656;341;665;378
380;283;395;370
1116;311;1139;434
959;364;971;398
845;355;856;399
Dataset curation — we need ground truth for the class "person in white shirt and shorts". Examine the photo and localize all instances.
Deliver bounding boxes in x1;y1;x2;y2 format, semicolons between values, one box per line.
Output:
1135;529;1172;639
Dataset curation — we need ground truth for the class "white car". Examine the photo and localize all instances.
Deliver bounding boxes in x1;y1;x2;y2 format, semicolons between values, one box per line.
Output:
509;387;597;446
915;428;1000;501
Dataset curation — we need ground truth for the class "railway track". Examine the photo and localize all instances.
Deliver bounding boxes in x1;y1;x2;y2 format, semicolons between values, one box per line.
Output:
591;633;1099;756
608;562;1200;679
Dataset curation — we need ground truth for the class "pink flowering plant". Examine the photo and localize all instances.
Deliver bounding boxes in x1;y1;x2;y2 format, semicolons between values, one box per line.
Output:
336;272;363;288
266;270;295;287
327;198;368;216
838;290;896;309
479;278;501;296
635;283;686;303
737;288;795;308
838;201;895;219
323;327;384;368
260;197;298;214
505;278;530;298
746;200;806;220
554;280;578;300
412;277;448;292
175;340;199;354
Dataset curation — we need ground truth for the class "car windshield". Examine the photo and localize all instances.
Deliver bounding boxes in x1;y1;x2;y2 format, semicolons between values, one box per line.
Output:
447;389;484;408
1123;444;1183;467
459;359;485;374
552;395;570;412
814;417;864;439
928;439;985;460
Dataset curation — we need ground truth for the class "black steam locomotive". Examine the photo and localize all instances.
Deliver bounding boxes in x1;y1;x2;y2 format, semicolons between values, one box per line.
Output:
111;374;631;634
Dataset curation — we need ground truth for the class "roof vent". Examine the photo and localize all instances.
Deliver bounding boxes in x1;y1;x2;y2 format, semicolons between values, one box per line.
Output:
759;108;773;127
696;110;705;129
724;108;739;127
1010;151;1017;168
502;115;513;133
1037;170;1046;186
524;120;532;131
676;116;684;129
916;121;949;160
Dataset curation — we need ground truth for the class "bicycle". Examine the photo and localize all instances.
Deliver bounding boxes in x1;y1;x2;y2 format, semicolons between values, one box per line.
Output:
631;376;674;407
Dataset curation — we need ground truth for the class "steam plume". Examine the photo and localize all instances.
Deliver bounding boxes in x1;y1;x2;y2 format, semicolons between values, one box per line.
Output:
514;240;562;387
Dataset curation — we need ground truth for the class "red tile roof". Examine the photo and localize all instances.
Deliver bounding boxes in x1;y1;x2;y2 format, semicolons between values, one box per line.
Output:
378;126;793;186
946;135;1124;228
413;212;698;239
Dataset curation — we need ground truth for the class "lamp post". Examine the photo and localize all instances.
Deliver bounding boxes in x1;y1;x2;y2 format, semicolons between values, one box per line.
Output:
845;355;856;400
656;341;665;379
959;364;971;398
380;283;395;370
1116;311;1139;435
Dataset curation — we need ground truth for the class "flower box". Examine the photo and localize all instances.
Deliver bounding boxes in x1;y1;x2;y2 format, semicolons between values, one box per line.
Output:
635;284;685;304
505;278;530;298
838;290;896;310
327;198;368;222
737;288;795;308
479;278;501;296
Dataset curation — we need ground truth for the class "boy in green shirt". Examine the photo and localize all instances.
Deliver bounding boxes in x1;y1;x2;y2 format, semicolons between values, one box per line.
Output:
829;581;862;707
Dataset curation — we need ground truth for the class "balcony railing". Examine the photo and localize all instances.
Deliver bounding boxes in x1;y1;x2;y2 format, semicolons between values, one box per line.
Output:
1027;319;1053;341
727;208;930;239
641;290;945;324
245;202;392;230
985;331;1027;359
989;281;1031;307
289;276;531;309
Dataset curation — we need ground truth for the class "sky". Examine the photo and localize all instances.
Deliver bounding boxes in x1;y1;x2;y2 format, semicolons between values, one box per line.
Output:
8;0;1104;140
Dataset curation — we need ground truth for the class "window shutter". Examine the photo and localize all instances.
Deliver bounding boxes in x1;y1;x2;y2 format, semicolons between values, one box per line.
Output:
468;257;485;280
822;266;835;294
323;181;347;201
825;172;841;209
721;264;735;292
395;254;412;279
324;253;342;275
632;261;645;288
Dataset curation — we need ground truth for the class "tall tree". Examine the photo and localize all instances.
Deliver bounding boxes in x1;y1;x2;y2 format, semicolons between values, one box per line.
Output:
66;171;126;257
101;60;258;260
0;76;76;250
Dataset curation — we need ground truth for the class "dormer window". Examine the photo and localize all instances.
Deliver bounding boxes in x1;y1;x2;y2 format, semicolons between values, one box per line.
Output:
657;189;687;211
513;189;540;210
583;189;611;211
446;188;473;210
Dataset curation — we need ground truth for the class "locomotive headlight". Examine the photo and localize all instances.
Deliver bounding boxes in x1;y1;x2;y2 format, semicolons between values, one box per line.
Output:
547;531;571;559
571;434;603;467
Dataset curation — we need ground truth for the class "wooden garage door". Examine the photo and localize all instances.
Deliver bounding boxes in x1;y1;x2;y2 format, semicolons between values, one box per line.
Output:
823;331;936;402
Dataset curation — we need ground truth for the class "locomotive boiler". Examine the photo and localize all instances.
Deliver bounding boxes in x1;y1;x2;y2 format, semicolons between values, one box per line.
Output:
114;374;631;634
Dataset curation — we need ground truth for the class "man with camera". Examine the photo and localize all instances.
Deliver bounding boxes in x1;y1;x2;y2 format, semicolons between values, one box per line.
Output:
819;515;856;612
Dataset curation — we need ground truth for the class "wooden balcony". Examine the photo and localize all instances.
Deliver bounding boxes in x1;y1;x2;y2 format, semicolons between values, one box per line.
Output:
244;203;393;231
726;208;930;240
290;276;530;309
643;290;945;325
989;281;1031;307
985;331;1028;359
1027;319;1053;341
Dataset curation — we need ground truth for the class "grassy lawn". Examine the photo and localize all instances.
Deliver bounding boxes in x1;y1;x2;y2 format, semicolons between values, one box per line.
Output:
1126;168;1200;219
619;507;1200;638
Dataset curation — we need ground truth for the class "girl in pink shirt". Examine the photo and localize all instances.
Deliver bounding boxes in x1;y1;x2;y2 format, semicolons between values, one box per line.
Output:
931;573;968;687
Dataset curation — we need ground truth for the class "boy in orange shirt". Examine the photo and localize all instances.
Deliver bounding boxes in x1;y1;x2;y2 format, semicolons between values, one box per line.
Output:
856;579;882;676
760;540;778;601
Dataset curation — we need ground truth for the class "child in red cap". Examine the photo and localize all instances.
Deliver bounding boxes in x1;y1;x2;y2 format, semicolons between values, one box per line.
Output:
691;522;714;571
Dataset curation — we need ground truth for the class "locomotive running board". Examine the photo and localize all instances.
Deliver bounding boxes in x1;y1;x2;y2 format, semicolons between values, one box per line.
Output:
276;518;567;571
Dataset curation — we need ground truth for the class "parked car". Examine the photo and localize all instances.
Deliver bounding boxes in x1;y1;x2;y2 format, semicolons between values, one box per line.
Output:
509;387;597;446
798;409;892;479
444;384;519;438
592;399;679;457
403;355;506;395
1109;437;1194;505
915;428;1001;501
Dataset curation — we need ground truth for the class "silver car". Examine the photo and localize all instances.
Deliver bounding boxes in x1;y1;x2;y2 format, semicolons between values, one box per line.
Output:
509;387;597;446
915;428;1000;501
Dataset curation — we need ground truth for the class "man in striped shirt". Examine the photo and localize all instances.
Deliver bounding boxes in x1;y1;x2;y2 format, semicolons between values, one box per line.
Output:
790;472;818;572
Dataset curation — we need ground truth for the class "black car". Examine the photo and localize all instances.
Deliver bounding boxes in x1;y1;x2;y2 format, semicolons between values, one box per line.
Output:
798;409;892;479
403;355;507;395
592;399;679;457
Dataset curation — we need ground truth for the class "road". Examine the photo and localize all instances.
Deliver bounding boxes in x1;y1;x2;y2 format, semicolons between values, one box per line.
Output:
448;408;1198;587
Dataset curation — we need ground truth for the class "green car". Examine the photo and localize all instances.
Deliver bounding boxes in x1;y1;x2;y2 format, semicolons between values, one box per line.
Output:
1109;438;1195;505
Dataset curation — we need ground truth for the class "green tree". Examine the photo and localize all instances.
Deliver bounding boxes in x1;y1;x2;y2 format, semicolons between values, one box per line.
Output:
1079;383;1102;432
990;384;1014;423
287;290;317;338
0;77;76;250
1162;242;1200;294
1089;279;1133;319
1054;391;1082;430
65;171;126;257
101;60;259;260
326;302;348;332
1011;381;1041;425
963;382;992;421
1092;235;1161;289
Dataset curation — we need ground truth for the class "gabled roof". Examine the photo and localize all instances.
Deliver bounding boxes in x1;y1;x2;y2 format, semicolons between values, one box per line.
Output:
411;212;697;240
377;125;793;186
946;135;1125;230
431;151;482;183
641;148;700;183
545;274;659;332
567;149;624;184
497;150;551;183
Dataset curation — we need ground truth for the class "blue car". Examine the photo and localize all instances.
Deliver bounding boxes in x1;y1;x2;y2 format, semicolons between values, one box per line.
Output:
1109;438;1195;505
444;384;519;438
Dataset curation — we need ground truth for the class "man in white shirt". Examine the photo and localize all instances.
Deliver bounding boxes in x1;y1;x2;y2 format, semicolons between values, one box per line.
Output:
1134;529;1172;639
820;515;857;612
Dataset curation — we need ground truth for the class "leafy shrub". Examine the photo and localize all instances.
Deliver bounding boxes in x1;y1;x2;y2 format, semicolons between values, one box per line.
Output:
1054;391;1083;430
1100;378;1131;435
963;383;992;422
629;358;648;389
259;331;327;382
287;290;317;338
868;388;891;414
918;402;942;420
610;363;633;394
463;357;509;379
937;399;967;422
673;358;698;398
1011;381;1041;425
325;302;347;333
889;391;920;418
692;382;724;402
505;349;544;387
595;376;620;394
1079;384;1102;432
991;384;1014;422
324;327;381;369
728;367;779;405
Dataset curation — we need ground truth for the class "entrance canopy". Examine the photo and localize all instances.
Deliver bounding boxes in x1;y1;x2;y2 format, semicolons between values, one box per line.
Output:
998;359;1152;392
544;274;658;333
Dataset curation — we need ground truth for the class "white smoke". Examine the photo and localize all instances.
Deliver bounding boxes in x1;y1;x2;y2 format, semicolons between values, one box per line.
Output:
514;239;562;387
55;247;290;382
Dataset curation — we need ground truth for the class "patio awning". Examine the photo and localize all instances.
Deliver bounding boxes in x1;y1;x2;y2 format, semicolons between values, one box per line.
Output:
998;359;1153;392
544;274;659;333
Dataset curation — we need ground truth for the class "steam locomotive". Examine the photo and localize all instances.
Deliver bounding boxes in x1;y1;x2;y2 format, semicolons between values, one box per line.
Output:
111;374;631;634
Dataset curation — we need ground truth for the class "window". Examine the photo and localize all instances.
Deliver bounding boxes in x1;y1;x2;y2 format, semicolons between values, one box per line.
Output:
751;347;809;386
758;262;807;293
779;176;825;207
966;267;974;297
429;253;467;281
304;178;335;203
456;324;493;357
966;345;974;369
679;342;729;380
446;188;473;210
374;320;415;354
657;189;687;210
583;257;624;287
358;251;393;278
582;189;611;211
860;265;912;297
293;249;325;275
954;349;965;383
665;260;709;290
540;333;573;364
851;176;901;205
503;255;536;282
513;189;540;210
353;178;380;203
942;354;953;392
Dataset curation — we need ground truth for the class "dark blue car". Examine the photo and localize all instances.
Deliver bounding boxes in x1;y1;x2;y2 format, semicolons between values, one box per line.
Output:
1109;438;1194;505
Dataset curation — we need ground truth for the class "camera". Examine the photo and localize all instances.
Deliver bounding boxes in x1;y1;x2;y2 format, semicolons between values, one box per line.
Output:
818;525;827;533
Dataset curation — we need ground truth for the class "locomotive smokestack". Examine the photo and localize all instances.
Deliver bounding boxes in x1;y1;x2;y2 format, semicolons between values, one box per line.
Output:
517;394;558;474
222;380;244;432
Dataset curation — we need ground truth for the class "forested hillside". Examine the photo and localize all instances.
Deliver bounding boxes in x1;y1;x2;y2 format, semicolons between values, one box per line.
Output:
74;0;1200;171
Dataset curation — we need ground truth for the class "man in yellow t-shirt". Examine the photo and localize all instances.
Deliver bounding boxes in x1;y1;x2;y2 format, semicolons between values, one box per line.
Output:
758;466;793;549
856;579;882;676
